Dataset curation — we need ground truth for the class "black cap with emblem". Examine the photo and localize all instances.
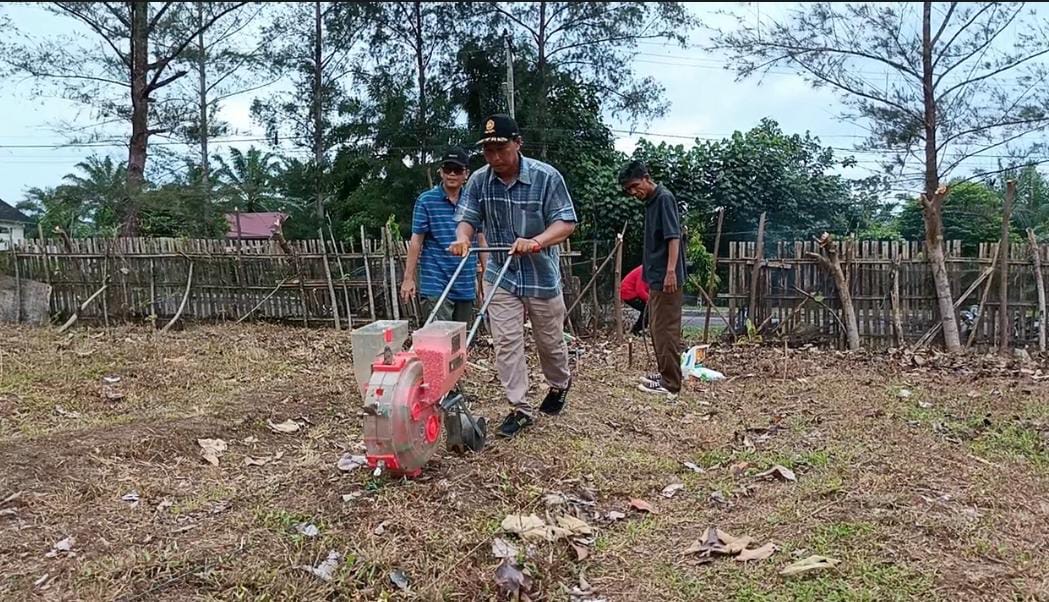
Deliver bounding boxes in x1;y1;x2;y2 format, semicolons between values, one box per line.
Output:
477;113;520;145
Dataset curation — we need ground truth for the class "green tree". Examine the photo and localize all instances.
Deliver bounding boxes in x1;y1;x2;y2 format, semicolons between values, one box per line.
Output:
3;2;250;234
213;147;284;212
631;120;855;253
252;2;370;230
714;2;1049;352
16;185;90;236
62;155;130;233
487;2;695;156
898;181;1002;252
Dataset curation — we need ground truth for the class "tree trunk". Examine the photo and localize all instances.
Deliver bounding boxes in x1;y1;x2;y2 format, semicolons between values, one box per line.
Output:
1028;228;1047;353
920;0;961;352
999;180;1015;355
125;0;150;236
414;1;427;174
808;233;860;351
536;0;547;159
197;2;210;209
313;0;325;224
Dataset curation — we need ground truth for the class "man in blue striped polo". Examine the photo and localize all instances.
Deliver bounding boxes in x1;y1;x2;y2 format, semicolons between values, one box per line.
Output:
401;146;487;322
450;114;577;438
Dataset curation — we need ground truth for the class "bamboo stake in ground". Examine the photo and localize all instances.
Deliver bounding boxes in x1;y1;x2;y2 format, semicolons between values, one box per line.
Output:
386;225;400;321
613;232;624;341
698;286;736;341
1028;228;1046;352
318;227;341;330
966;250;1000;349
890;256;904;346
161;261;194;333
748;212;767;326
703;207;725;343
11;245;21;323
327;216;353;327
999;180;1015;355
360;225;376;319
565;236;622;318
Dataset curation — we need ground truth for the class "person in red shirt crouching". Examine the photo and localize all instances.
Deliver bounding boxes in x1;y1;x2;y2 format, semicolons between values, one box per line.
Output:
620;265;649;336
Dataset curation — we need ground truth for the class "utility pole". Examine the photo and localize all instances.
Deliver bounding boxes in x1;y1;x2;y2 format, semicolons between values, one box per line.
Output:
503;29;515;118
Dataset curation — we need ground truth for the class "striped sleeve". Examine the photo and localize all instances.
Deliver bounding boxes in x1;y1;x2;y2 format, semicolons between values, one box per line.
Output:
411;194;429;235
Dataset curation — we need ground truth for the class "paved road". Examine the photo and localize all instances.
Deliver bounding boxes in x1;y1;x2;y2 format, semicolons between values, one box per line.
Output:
624;304;729;330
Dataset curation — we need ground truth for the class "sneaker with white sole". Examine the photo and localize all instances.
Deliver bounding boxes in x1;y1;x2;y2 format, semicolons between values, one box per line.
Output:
639;373;661;387
638;379;675;396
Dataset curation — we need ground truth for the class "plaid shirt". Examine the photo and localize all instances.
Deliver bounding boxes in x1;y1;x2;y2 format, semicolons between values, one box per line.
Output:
455;155;577;298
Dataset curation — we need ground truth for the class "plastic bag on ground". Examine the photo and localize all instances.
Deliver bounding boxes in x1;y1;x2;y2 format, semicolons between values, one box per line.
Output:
681;345;725;382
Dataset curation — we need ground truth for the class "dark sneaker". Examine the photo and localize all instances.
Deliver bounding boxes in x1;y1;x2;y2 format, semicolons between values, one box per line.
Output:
497;410;534;438
539;379;571;415
639;373;660;387
638;379;677;398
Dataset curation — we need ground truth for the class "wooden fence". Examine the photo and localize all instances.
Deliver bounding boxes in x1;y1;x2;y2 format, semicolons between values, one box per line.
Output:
722;239;1049;349
0;235;594;330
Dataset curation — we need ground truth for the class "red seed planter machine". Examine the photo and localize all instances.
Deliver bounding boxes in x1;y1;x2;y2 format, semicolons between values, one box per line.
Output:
351;246;526;477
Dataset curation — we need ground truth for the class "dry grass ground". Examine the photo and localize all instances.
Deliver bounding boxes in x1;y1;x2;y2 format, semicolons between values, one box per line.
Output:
1;324;1047;601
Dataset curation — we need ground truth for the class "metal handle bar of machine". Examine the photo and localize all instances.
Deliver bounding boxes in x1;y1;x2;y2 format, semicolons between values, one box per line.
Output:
423;244;540;350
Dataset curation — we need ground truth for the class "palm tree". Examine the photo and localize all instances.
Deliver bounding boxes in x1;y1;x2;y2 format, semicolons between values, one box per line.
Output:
213;146;284;212
61;155;129;231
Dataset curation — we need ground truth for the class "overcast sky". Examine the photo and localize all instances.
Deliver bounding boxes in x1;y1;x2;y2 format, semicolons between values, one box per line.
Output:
0;3;1024;206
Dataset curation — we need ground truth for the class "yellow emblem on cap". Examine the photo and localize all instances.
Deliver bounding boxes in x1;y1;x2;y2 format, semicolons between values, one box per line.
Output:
484;119;495;134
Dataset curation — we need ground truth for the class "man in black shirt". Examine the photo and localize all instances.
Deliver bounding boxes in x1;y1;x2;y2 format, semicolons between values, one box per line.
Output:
619;160;686;396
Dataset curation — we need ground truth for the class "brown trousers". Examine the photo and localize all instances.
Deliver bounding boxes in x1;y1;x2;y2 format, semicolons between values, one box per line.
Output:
649;289;683;393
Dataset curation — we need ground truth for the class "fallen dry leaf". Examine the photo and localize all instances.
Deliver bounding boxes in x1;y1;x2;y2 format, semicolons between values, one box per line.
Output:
268;419;301;434
606;511;626;522
494;557;532;601
780;554;840;576
501;514;546;536
661;483;685;498
244;456;272;466
753;465;797;482
501;514;572;542
491;537;518;559
242;436;259;445
197;438;227;466
731;461;752;476
374;521;388;536
556;515;593;536
736;542;778;562
629;498;658;514
295;523;319;538
720;530;755;554
572;543;590;561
